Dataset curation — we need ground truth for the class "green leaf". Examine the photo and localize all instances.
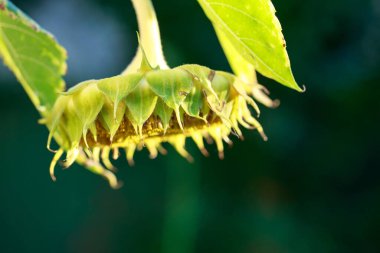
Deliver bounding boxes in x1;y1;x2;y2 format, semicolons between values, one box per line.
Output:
214;25;256;84
0;2;67;111
197;0;302;91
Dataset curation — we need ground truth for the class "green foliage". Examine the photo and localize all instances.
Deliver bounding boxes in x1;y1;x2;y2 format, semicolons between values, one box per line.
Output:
197;0;302;91
0;1;66;111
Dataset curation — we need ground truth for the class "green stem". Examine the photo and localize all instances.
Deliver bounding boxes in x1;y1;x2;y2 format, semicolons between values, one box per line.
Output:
123;0;168;74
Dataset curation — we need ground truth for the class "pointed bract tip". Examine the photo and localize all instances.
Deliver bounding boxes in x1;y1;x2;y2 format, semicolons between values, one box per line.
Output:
272;99;281;108
200;148;209;157
157;145;168;155
136;32;155;71
187;154;194;163
128;159;135;167
112;148;120;160
259;131;268;141
50;174;57;182
49;149;64;183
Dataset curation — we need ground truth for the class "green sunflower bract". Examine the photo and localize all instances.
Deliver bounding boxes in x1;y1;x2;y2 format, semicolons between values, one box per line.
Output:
44;63;266;188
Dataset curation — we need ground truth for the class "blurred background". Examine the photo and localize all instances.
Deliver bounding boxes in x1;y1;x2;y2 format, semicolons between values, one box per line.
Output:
0;0;379;252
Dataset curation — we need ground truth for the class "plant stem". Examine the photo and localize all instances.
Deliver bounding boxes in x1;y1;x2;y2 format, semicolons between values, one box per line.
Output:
123;0;168;74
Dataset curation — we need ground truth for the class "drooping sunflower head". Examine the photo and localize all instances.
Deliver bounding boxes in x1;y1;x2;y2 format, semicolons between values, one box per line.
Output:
44;63;272;188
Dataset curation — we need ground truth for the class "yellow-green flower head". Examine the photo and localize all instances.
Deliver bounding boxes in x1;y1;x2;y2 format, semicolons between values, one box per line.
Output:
44;62;274;188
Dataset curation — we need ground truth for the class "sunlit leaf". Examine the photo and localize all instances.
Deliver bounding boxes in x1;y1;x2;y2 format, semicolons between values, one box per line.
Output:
214;25;256;84
197;0;302;91
0;1;67;111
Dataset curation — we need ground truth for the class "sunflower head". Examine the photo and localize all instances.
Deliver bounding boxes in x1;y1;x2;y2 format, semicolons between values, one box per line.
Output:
44;62;271;188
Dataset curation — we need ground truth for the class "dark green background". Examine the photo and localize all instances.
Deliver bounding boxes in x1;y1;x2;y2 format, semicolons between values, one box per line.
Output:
0;0;379;252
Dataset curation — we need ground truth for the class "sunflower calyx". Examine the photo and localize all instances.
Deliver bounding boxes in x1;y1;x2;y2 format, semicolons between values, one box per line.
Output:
44;63;270;188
